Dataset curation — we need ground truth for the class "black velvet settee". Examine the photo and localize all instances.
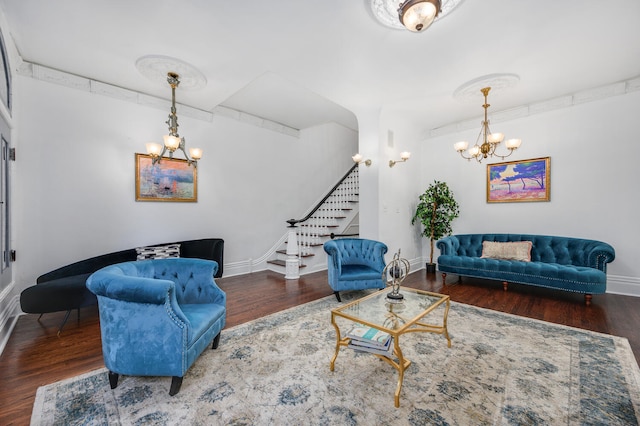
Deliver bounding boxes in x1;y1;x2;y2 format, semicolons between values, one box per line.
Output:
20;238;224;334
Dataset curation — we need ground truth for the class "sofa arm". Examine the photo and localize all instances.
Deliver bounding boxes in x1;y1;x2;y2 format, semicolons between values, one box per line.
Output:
586;242;616;271
436;236;459;256
87;272;174;305
323;241;342;273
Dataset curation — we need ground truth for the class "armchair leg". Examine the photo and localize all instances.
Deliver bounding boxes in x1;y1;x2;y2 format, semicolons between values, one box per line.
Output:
108;371;119;389
169;376;183;396
333;291;342;302
212;332;221;349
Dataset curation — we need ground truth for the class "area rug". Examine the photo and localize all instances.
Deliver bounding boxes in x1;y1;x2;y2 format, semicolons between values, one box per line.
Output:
31;291;640;425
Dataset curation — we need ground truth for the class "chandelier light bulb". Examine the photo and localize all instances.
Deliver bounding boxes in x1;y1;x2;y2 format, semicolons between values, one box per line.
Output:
189;147;203;160
163;134;181;151
146;142;162;157
454;141;468;152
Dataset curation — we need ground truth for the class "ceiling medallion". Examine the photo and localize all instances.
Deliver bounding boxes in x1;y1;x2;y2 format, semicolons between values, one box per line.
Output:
453;74;520;102
135;55;207;91
370;0;464;30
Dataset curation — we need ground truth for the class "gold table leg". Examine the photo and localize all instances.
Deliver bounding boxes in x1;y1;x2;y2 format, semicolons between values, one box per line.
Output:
329;313;341;371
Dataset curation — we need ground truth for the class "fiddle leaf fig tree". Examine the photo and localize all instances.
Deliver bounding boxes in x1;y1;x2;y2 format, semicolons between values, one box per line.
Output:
411;180;460;265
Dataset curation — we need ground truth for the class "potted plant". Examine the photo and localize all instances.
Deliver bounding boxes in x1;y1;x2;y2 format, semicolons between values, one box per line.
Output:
411;180;459;274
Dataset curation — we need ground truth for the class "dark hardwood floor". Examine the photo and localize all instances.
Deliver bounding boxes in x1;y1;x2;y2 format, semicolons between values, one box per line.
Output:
1;269;639;425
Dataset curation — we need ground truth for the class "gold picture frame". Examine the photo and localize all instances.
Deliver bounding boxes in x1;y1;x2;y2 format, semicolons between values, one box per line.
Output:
135;153;197;202
487;157;550;203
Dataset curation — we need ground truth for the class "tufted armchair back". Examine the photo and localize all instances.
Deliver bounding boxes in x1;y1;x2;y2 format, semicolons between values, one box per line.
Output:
93;258;224;305
324;238;388;270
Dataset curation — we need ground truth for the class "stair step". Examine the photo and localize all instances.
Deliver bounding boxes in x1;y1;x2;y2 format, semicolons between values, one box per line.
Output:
267;259;306;268
276;250;315;258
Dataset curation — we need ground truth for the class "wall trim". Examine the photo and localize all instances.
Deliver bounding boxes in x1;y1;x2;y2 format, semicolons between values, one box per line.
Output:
428;75;640;138
16;60;300;138
0;290;20;356
606;274;640;298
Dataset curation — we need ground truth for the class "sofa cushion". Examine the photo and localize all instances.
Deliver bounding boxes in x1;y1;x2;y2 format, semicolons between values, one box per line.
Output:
340;264;384;281
481;241;532;262
181;303;226;345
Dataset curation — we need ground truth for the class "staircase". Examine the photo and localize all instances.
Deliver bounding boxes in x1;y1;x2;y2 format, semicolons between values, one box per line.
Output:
267;164;360;276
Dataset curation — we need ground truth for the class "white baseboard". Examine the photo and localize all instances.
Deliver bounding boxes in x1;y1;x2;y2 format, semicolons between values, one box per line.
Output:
606;274;640;297
0;291;21;356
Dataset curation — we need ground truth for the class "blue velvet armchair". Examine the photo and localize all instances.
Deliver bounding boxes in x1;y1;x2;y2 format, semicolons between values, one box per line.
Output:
323;238;388;302
86;258;226;396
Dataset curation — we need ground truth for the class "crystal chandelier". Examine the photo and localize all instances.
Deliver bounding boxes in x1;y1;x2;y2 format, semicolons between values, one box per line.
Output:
454;87;522;163
145;72;202;167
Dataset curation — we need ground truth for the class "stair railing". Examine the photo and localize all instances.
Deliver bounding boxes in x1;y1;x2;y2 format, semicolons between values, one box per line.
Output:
284;164;359;279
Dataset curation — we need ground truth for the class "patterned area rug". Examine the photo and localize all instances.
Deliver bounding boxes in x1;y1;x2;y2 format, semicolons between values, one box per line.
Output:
32;291;640;425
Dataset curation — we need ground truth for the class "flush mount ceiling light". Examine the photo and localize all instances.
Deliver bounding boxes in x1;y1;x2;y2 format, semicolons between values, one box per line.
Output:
370;0;463;32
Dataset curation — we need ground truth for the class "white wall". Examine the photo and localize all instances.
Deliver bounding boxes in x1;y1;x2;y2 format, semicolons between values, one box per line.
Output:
13;76;357;289
409;90;640;295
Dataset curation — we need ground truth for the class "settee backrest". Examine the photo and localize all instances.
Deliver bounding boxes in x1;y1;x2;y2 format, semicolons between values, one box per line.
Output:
38;238;224;283
441;234;615;270
91;258;224;306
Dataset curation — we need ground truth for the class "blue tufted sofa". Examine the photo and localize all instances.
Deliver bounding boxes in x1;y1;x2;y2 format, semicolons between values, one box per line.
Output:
323;238;388;302
86;258;226;396
436;234;615;305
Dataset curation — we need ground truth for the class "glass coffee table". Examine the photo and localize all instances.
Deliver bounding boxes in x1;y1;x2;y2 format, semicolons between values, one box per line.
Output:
329;286;451;407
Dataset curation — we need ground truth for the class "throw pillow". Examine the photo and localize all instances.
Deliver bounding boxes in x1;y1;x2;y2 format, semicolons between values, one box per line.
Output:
136;243;181;260
481;241;532;262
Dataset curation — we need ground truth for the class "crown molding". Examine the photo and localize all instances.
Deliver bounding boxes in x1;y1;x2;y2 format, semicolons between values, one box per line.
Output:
17;60;299;137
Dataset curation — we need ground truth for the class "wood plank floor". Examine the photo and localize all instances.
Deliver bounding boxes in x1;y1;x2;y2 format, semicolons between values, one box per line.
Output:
1;269;639;425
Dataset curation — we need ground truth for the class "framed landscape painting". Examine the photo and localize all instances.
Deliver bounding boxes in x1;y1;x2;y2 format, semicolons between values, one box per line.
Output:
135;154;197;202
486;157;550;203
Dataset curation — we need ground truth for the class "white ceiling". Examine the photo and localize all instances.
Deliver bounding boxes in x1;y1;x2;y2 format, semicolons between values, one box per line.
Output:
1;0;639;133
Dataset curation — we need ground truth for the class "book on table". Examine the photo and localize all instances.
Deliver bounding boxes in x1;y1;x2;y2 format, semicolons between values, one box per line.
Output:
346;324;391;349
348;335;394;356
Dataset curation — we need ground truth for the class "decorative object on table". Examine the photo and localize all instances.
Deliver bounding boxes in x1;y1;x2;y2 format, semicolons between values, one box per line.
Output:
135;153;197;202
411;180;459;273
382;249;410;302
383;301;407;330
487;157;550;203
453;86;522;163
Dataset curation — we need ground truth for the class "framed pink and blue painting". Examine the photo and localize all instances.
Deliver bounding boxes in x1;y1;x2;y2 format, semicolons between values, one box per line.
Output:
486;157;550;203
135;154;197;202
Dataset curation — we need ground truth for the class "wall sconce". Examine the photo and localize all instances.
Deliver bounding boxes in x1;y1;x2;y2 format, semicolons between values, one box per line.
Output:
352;153;372;167
389;151;411;167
